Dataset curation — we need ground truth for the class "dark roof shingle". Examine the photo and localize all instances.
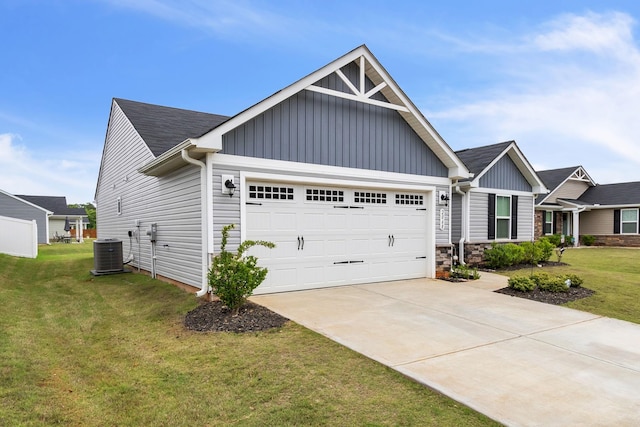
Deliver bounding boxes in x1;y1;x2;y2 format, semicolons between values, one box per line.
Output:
577;182;640;206
455;141;513;176
114;98;230;157
15;195;87;216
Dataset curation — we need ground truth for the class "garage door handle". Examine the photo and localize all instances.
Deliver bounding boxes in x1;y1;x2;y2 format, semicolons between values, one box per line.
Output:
416;256;426;259
297;236;300;250
301;236;304;250
333;261;349;264
391;235;395;246
388;235;391;247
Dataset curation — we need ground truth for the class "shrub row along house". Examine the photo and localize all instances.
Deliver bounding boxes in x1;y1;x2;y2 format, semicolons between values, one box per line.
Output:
95;45;640;295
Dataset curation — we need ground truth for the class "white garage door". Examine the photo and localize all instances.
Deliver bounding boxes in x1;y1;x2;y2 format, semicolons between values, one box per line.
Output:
246;182;430;294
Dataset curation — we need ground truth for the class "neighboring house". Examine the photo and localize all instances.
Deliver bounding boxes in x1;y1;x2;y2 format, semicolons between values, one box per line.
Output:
453;141;548;264
15;195;87;243
535;166;640;247
95;45;470;295
0;189;52;244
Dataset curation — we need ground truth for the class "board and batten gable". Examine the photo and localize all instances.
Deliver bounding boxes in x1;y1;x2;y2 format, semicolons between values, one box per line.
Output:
96;101;205;288
547;180;590;204
479;155;532;192
221;66;448;178
0;192;49;244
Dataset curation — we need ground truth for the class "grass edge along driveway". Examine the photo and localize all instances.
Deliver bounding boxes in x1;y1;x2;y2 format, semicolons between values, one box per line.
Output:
0;242;498;426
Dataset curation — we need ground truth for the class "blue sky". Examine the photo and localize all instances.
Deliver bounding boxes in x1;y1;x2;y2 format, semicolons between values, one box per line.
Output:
2;0;640;204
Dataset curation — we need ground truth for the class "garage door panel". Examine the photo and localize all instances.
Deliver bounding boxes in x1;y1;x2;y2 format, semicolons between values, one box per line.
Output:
246;181;430;293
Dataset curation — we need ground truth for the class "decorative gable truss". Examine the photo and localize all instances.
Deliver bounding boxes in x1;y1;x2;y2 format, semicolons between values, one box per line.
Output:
305;56;409;113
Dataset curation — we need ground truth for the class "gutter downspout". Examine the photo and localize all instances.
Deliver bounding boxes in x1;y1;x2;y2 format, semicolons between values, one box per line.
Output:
181;148;210;298
455;184;467;265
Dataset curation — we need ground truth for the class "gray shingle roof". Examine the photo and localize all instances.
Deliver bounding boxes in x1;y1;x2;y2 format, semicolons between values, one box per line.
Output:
455;141;513;176
15;195;87;216
577;182;640;206
534;166;583;204
114;98;230;157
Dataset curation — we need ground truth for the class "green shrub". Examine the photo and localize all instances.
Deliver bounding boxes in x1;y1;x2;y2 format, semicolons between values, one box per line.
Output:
508;276;536;292
581;235;596;246
546;234;562;247
535;237;555;263
483;243;508;269
531;272;567;292
538;276;570;292
562;273;583;287
530;272;550;287
208;224;275;314
450;264;480;280
519;241;537;265
484;242;524;269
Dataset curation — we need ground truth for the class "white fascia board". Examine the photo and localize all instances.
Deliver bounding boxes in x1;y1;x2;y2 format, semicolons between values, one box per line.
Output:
196;47;371;146
137;139;194;175
212;153;451;187
467;187;538;197
195;45;469;180
589;203;640;210
471;142;548;193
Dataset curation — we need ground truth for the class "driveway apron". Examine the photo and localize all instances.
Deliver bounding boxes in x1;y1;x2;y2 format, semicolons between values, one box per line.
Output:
251;275;640;426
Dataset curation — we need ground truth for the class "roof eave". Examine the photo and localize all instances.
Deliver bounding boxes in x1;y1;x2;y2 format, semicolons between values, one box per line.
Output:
138;140;214;176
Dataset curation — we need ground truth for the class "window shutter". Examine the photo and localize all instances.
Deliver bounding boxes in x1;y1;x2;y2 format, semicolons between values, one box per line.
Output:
614;209;621;234
511;195;518;239
488;193;496;240
552;212;557;234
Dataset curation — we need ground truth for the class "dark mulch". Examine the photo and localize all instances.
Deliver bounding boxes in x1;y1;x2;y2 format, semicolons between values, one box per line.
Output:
184;300;289;333
495;286;595;305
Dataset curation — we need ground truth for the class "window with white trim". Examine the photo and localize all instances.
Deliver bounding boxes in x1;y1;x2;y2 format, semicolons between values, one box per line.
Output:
496;195;511;239
621;208;638;234
116;196;122;216
544;211;553;234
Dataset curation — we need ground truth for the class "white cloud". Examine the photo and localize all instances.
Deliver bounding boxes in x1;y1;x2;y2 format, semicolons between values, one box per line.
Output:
100;0;297;40
426;11;640;184
0;133;100;204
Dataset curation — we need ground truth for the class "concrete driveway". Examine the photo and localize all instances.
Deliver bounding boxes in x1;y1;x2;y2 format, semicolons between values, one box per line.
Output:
251;274;640;426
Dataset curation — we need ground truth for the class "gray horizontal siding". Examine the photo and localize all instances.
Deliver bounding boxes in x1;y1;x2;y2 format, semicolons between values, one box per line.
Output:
451;193;462;242
435;185;450;245
469;192;489;242
222;90;448;177
96;102;204;288
212;169;241;253
517;195;534;240
0;193;49;243
480;155;532;192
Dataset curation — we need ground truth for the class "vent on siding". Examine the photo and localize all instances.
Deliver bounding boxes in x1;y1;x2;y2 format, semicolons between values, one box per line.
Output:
91;239;125;275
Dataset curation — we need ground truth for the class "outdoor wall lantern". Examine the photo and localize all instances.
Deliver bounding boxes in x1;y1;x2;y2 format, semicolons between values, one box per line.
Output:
439;191;450;207
221;175;236;197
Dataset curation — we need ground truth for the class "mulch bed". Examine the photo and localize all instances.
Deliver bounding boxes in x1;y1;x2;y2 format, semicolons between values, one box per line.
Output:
495;286;595;305
184;300;289;333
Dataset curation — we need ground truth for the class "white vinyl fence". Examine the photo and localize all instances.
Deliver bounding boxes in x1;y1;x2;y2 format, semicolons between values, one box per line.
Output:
0;215;38;258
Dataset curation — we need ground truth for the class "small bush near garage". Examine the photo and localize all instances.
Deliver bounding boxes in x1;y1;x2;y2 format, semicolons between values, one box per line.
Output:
508;276;536;292
450;264;480;280
208;224;275;315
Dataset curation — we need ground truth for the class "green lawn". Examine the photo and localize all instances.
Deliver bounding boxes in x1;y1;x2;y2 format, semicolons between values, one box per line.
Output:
0;242;498;426
500;247;640;324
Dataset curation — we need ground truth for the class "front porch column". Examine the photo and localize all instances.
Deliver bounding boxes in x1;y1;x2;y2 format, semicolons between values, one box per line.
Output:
572;210;580;247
